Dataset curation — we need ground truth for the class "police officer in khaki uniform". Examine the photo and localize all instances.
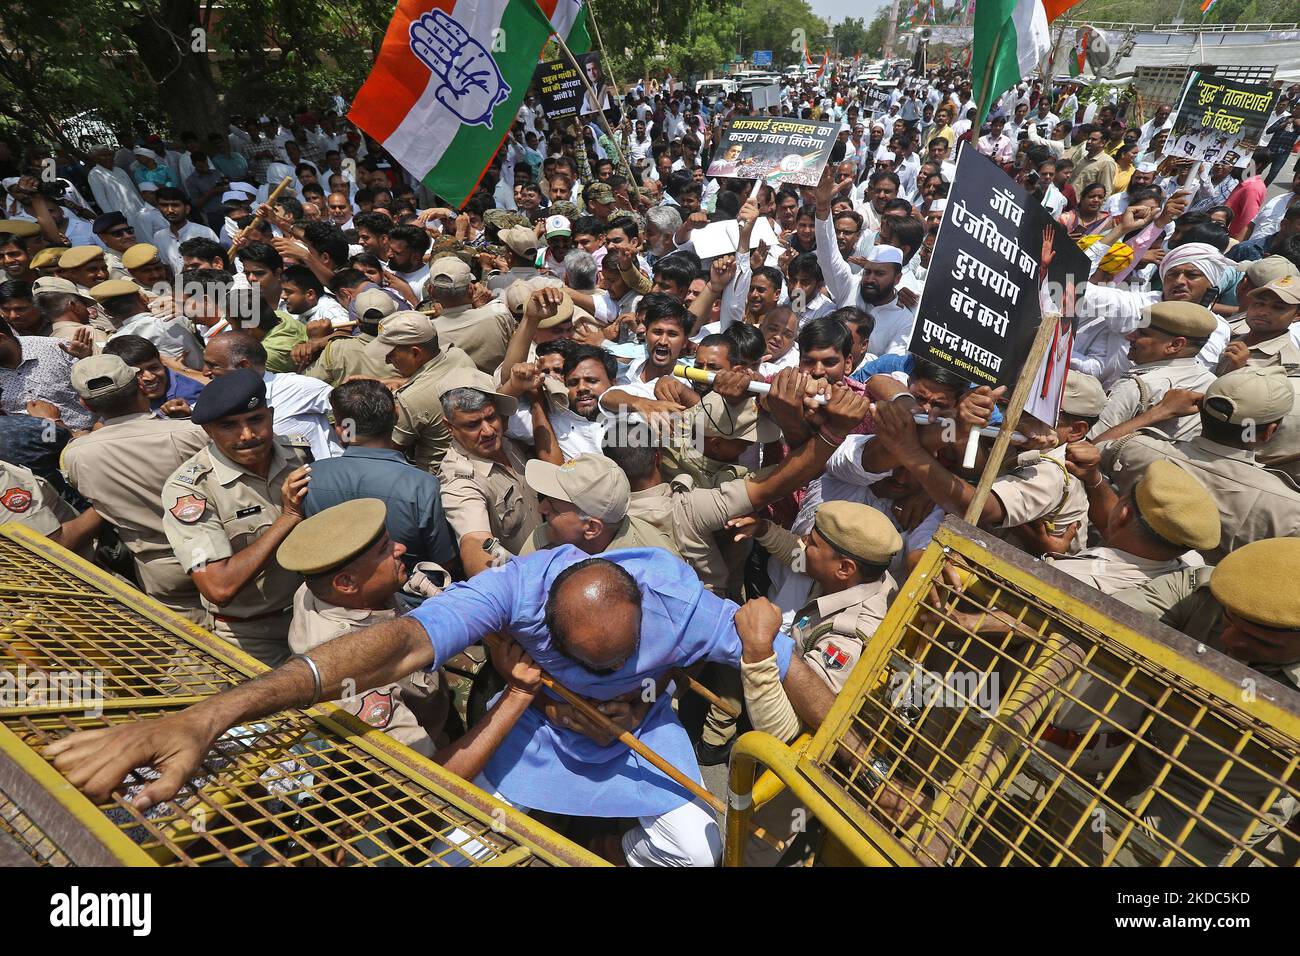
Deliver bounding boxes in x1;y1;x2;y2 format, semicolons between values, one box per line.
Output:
62;354;210;621
437;367;544;574
57;246;109;294
1040;460;1222;775
608;385;870;597
161;369;312;666
1218;276;1300;371
303;287;400;386
277;499;449;757
1111;537;1300;865
519;453;677;556
0;459;81;540
427;258;515;375
121;242;172;289
1100;365;1300;562
367;310;476;472
484;225;541;292
1090;301;1218;442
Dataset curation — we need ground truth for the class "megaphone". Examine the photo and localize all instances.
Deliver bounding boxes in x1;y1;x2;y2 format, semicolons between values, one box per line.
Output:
919;27;933;41
1076;25;1113;72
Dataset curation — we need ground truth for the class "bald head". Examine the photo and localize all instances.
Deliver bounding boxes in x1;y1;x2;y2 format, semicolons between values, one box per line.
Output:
203;330;267;376
544;558;642;674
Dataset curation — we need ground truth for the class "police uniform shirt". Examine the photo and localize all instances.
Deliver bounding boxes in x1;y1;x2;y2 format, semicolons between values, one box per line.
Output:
1102;433;1300;563
161;436;308;619
1227;317;1300;370
407;545;798;818
0;459;76;536
108;312;205;371
303;332;399;386
484;265;540;293
626;474;754;595
391;345;477;472
438;436;542;555
432;301;515;376
287;585;446;757
62;412;208;606
790;575;897;694
1089;357;1216;443
991;443;1089;552
301;446;456;567
1046;546;1187;597
1111;569;1299;863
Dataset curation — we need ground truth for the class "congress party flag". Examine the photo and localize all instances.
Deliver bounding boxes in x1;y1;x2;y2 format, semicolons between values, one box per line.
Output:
350;0;590;207
971;0;1081;127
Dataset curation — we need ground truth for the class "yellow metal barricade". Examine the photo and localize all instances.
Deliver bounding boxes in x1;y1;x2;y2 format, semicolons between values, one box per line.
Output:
0;524;605;867
726;517;1300;867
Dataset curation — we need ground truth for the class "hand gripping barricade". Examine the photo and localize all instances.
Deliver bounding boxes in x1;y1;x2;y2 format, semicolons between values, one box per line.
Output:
724;517;1300;867
0;524;603;867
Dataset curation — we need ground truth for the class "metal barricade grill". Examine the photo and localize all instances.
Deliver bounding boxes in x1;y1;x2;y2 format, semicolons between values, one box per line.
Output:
728;518;1300;867
0;524;604;867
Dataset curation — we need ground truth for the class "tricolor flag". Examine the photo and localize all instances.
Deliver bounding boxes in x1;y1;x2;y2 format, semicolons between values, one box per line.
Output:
971;0;1082;126
815;49;829;81
1200;0;1218;12
350;0;590;207
803;42;814;68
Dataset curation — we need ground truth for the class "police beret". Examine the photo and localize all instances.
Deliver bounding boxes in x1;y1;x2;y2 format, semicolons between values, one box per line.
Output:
1134;460;1221;551
121;243;161;269
277;499;388;576
1060;371;1107;418
30;247;69;270
92;211;128;234
814;500;903;567
89;278;143;301
0;219;40;239
1210;538;1300;630
1203;366;1295;426
191;368;267;424
58;245;104;269
1145;301;1218;339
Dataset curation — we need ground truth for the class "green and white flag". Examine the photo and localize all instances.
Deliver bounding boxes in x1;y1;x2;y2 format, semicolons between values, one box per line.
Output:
971;0;1080;125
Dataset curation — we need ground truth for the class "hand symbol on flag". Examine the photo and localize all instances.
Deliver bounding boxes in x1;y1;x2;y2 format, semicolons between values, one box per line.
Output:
409;10;510;128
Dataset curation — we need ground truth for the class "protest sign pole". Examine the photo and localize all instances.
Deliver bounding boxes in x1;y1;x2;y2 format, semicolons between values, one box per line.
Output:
551;29;637;184
962;311;1062;524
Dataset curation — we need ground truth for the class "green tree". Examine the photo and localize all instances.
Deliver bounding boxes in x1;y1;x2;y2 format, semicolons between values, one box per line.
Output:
736;0;828;68
863;8;892;58
832;16;871;57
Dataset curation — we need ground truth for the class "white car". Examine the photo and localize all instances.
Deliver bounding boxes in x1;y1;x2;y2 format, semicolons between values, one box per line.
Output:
695;79;737;97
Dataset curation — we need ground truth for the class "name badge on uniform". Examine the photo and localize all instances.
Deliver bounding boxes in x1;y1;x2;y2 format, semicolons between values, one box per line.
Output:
235;505;263;519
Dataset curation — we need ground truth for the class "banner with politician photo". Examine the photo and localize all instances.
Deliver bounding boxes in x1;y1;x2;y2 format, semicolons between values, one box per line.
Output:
1163;71;1279;165
705;117;839;186
909;145;1089;395
534;53;619;124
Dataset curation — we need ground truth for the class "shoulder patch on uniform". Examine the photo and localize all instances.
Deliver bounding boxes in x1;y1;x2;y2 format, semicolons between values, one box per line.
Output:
353;689;394;729
169;494;208;523
821;642;850;671
0;488;33;513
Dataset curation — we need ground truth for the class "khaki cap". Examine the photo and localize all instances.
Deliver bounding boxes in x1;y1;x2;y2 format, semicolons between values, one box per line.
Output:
1210;538;1300;630
364;310;438;359
1060;371;1107;418
503;279;534;317
32;276;94;300
89;278;143;301
351;287;398;322
525;288;575;329
700;393;781;442
30;247;69;270
1259;409;1300;467
813;500;903;567
525;454;629;524
58;245;104;269
0;219;40;239
1133;460;1221;551
277;499;389;576
434;366;519;417
1244;255;1299;289
1203;366;1295;426
428;256;472;291
1248;275;1300;306
121;243;161;270
499;225;539;260
70;354;138;401
1144;301;1218;338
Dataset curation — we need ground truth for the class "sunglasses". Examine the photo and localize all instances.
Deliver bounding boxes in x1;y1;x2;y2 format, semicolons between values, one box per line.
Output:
105;227;134;237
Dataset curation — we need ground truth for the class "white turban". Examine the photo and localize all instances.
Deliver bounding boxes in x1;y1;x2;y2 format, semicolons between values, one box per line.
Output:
1158;242;1238;290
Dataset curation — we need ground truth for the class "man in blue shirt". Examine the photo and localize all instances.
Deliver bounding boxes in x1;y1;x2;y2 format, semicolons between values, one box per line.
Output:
48;546;832;866
302;379;455;570
102;334;204;417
